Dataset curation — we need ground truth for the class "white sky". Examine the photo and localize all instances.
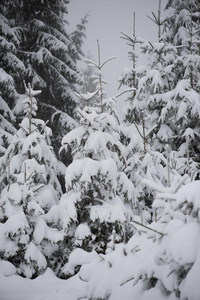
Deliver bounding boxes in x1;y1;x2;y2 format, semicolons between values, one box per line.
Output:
68;0;167;115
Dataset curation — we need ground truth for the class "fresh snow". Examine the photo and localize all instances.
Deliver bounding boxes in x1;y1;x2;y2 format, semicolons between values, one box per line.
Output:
1;181;200;300
1;1;200;299
0;262;87;300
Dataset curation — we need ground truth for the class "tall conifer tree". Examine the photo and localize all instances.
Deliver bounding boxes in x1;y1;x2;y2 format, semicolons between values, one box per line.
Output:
0;0;87;153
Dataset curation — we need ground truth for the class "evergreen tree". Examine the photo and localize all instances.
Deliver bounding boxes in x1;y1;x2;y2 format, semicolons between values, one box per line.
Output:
119;38;176;206
0;0;87;154
0;95;16;157
119;1;200;209
60;106;135;250
163;0;200;174
49;50;136;278
0;83;63;278
78;53;100;109
0;10;26;105
70;14;88;62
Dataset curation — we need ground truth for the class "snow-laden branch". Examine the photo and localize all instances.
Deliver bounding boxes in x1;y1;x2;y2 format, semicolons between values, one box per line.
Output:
142;174;189;195
74;88;100;102
145;124;157;138
100;56;116;69
120;32;145;44
142;178;165;193
84;58;99;69
85;56;116;70
130;220;165;237
23;81;41;97
112;88;136;99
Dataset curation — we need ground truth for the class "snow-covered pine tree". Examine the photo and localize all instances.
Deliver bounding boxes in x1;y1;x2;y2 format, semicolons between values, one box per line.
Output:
119;1;200;211
0;83;63;278
1;0;86;155
54;49;136;277
70;14;88;63
84;40;116;113
0;11;23;156
118;8;176;208
0;95;16;158
0;10;26;106
78;54;100;109
162;0;200;175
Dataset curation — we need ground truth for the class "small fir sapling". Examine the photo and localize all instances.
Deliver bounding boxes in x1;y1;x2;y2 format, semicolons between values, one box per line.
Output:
78;53;100;109
0;82;63;278
83;40;135;122
57;44;136;271
84;40;116;112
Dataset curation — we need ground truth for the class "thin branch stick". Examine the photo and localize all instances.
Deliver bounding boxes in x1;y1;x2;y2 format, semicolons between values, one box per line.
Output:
165;145;171;187
74;88;100;102
172;174;189;193
24;162;27;182
40;120;49;134
97;40;103;112
146;124;157;138
33;184;44;193
158;0;161;41
76;109;85;119
130;220;165;237
113;88;136;99
28;83;33;134
25;171;35;183
142;110;146;153
133;121;144;139
84;59;99;69
101;56;116;69
121;276;135;286
19;124;29;135
186;136;191;177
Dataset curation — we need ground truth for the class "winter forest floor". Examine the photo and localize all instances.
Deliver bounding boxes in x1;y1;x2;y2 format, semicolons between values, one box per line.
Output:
0;263;86;300
1;180;200;300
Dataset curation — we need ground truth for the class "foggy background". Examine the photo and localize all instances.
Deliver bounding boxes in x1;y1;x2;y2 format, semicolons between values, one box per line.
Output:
68;0;167;117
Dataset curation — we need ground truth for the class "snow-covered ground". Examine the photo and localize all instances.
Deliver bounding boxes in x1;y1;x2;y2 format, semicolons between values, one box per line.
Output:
0;261;87;300
1;181;200;300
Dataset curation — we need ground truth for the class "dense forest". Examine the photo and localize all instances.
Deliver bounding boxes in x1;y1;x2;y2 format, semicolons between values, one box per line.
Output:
0;0;200;299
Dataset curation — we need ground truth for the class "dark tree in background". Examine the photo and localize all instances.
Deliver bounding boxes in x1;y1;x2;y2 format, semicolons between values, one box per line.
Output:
0;12;21;156
0;0;87;154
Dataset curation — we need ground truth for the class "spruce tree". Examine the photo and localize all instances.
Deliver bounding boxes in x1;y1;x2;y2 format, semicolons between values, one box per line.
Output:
0;10;26;103
119;1;200;209
0;0;87;154
0;96;16;158
0;83;63;278
52;49;136;277
163;0;200;174
119;39;176;206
